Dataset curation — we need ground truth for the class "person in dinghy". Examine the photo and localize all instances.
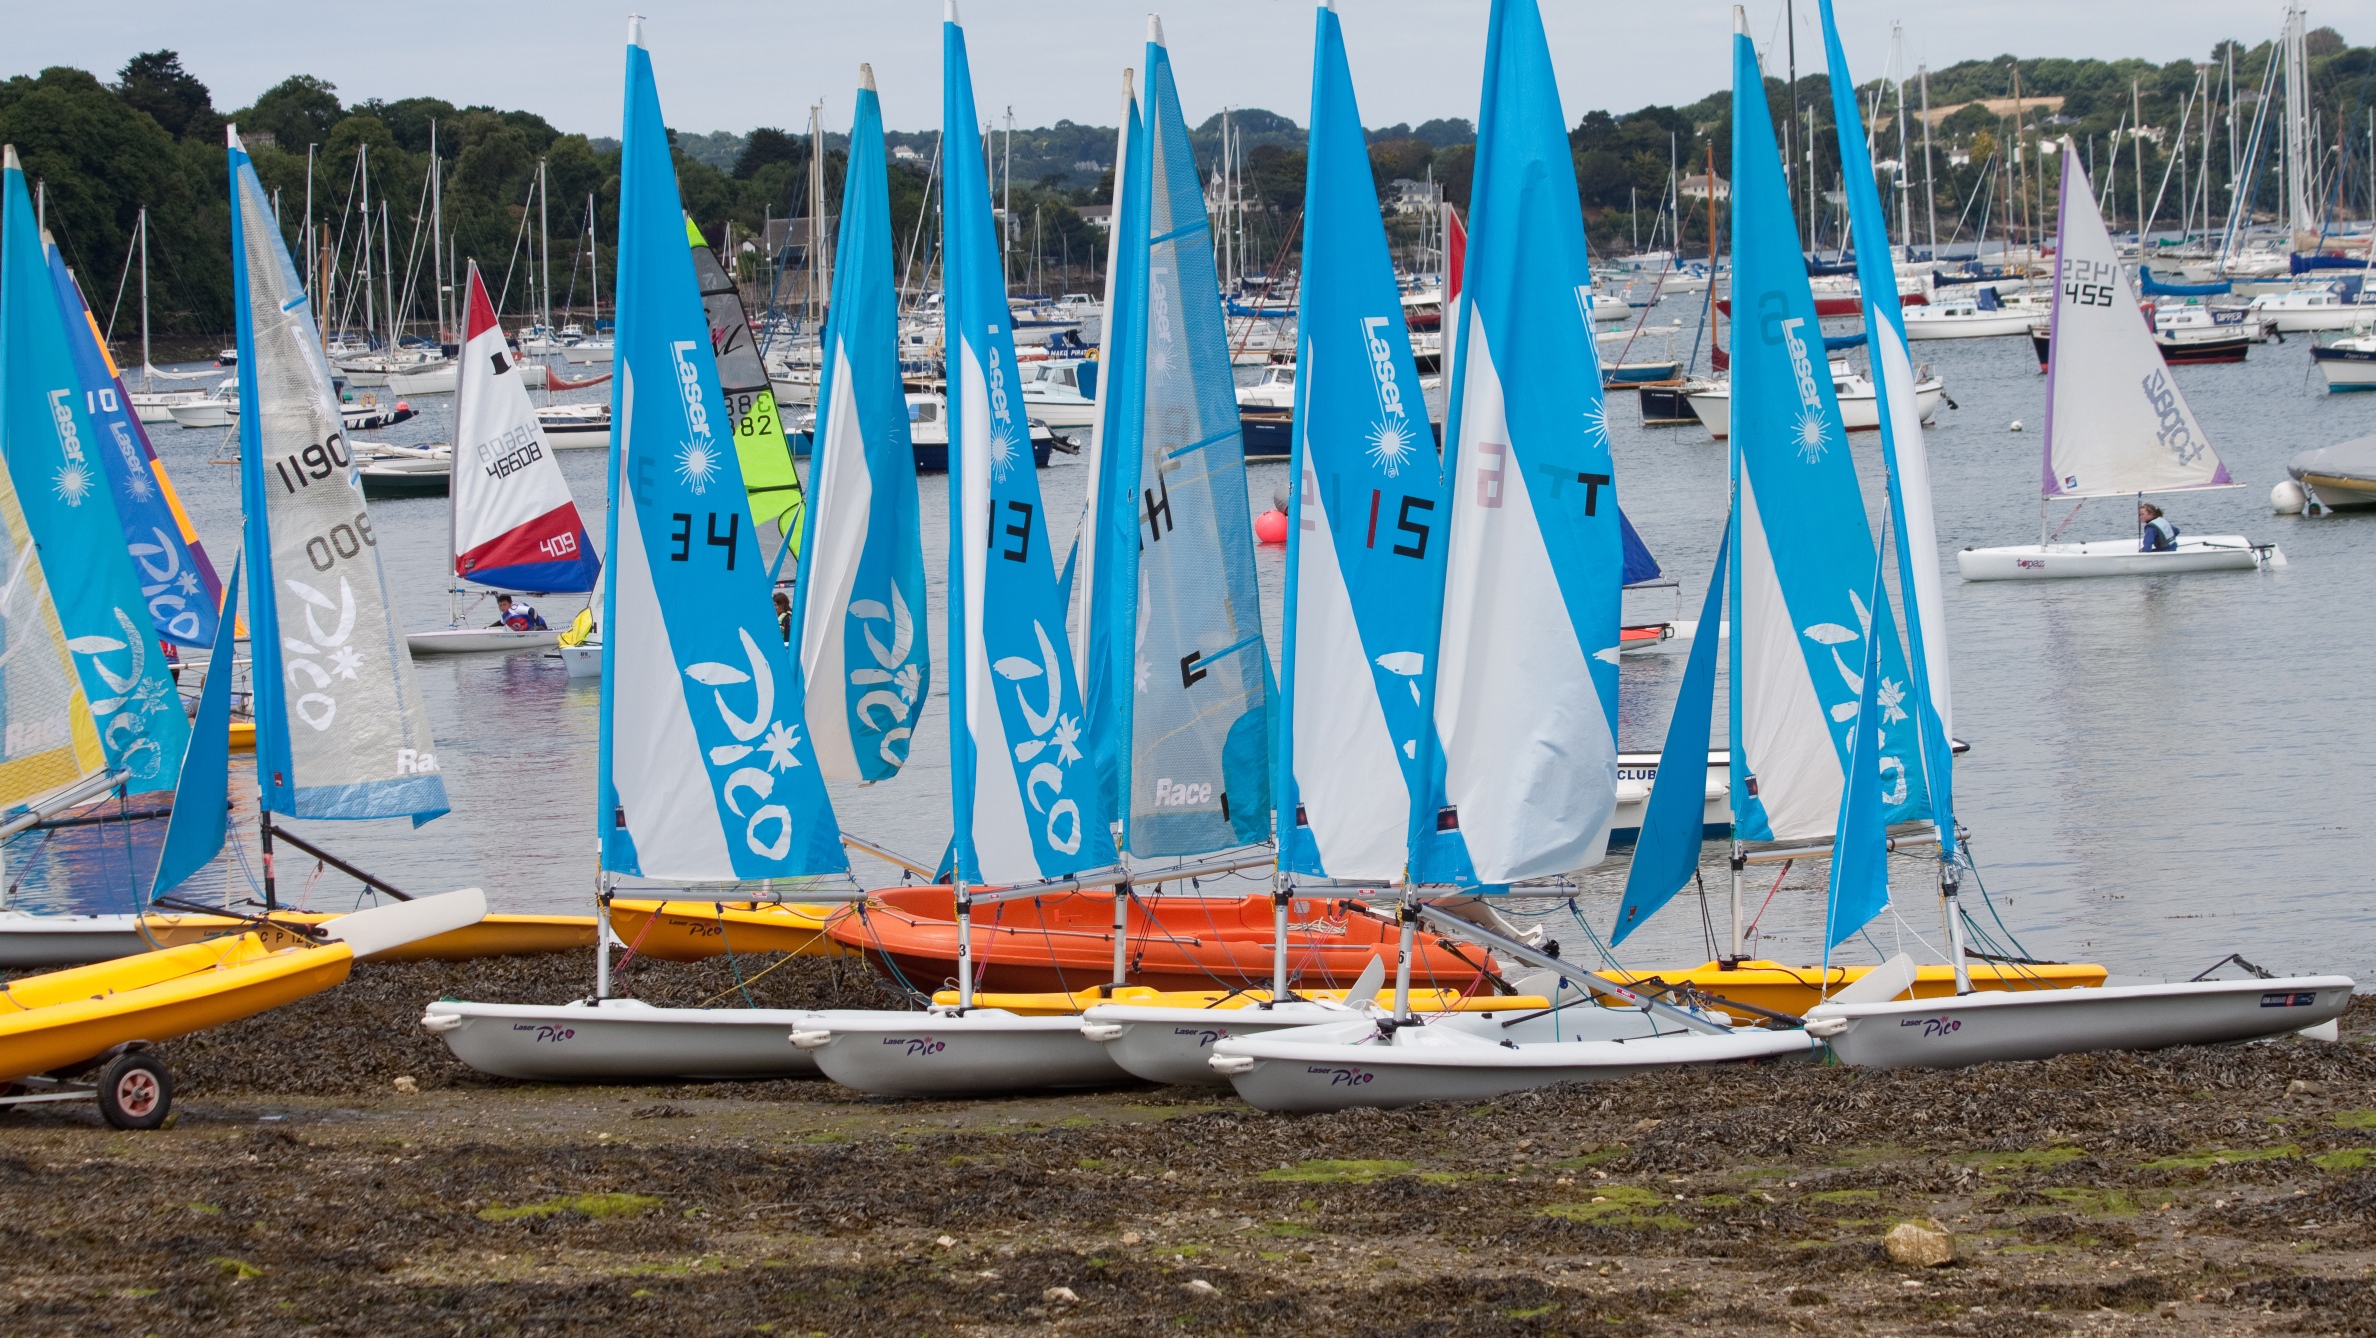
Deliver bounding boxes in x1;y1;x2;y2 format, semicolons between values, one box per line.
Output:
492;594;547;631
2139;502;2178;552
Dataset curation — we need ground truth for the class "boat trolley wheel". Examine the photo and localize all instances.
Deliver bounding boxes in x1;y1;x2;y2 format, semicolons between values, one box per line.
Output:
96;1051;173;1131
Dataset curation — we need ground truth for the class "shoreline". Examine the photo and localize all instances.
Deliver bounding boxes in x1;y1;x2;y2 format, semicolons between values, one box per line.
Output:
3;955;2371;1335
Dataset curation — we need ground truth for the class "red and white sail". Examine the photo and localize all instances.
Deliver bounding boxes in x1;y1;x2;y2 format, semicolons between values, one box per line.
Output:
451;264;600;591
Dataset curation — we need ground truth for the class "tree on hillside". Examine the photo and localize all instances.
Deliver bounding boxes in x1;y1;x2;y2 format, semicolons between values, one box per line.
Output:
240;75;341;149
113;51;214;141
734;127;801;180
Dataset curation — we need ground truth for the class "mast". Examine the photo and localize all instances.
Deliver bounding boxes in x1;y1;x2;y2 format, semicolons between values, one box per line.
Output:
539;157;551;338
430;122;444;343
2133;80;2145;242
1920;65;1937;251
588;193;600;334
359;143;374;345
2284;4;2311;244
137;207;151;386
381;199;394;351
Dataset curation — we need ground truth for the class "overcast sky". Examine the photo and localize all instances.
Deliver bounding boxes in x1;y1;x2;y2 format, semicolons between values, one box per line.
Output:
10;2;2331;139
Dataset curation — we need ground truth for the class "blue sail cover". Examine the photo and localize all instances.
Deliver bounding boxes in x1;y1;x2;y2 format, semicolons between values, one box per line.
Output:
44;248;219;650
943;7;1116;884
1724;28;1928;844
150;559;239;901
1095;21;1273;857
1818;0;1956;860
794;68;929;785
1277;1;1463;883
0;155;188;795
597;21;845;879
229;132;444;824
1428;0;1621;884
1612;529;1726;944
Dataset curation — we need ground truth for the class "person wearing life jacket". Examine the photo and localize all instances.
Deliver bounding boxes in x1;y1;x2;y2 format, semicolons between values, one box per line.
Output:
773;590;793;645
493;594;548;631
2138;502;2179;553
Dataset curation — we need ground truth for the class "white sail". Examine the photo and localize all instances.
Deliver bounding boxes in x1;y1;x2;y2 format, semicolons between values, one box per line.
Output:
2043;137;2235;501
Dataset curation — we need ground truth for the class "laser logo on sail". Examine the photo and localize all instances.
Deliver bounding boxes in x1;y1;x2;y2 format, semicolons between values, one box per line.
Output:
47;389;92;505
669;340;720;493
1778;318;1829;463
1361;316;1416;476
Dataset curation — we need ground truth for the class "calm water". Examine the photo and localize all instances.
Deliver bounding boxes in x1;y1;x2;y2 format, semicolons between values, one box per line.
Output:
19;315;2376;986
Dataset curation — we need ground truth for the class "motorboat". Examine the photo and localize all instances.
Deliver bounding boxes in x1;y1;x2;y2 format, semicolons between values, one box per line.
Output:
165;378;238;428
1014;357;1098;438
1901;291;2034;339
2284;431;2376;507
2310;330;2376;391
2248;285;2376;332
536;401;613;442
900;391;1056;472
355;441;451;498
1636;378;1716;427
1688;357;1945;440
389;361;546;395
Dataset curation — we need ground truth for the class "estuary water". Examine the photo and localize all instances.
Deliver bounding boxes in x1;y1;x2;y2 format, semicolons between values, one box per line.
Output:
17;312;2376;987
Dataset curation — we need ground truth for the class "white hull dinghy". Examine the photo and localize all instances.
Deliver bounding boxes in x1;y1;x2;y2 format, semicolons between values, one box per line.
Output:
1084;998;1366;1087
1212;1011;1811;1113
1805;975;2354;1070
422;998;823;1081
405;627;560;655
1957;535;2282;580
792;1007;1129;1096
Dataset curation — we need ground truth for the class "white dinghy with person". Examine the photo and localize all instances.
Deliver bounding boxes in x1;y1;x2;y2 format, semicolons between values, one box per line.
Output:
422;23;861;1085
407;263;600;656
1957;138;2282;582
1206;3;1817;1115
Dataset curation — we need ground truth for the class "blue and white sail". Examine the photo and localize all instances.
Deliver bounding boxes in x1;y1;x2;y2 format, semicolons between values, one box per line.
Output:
229;128;442;823
150;560;239;900
1;147;187;795
1818;0;1956;858
1071;71;1143;806
1824;561;1892;955
44;245;220;651
1090;18;1273;859
943;3;1115;885
597;19;845;880
1430;0;1621;884
794;65;929;785
1278;1;1459;883
1723;25;1927;845
1612;530;1727;944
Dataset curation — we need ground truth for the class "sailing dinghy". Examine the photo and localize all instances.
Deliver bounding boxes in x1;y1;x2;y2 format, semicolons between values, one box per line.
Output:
409;263;600;655
1958;138;2282;581
1208;2;1808;1113
429;27;873;1083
